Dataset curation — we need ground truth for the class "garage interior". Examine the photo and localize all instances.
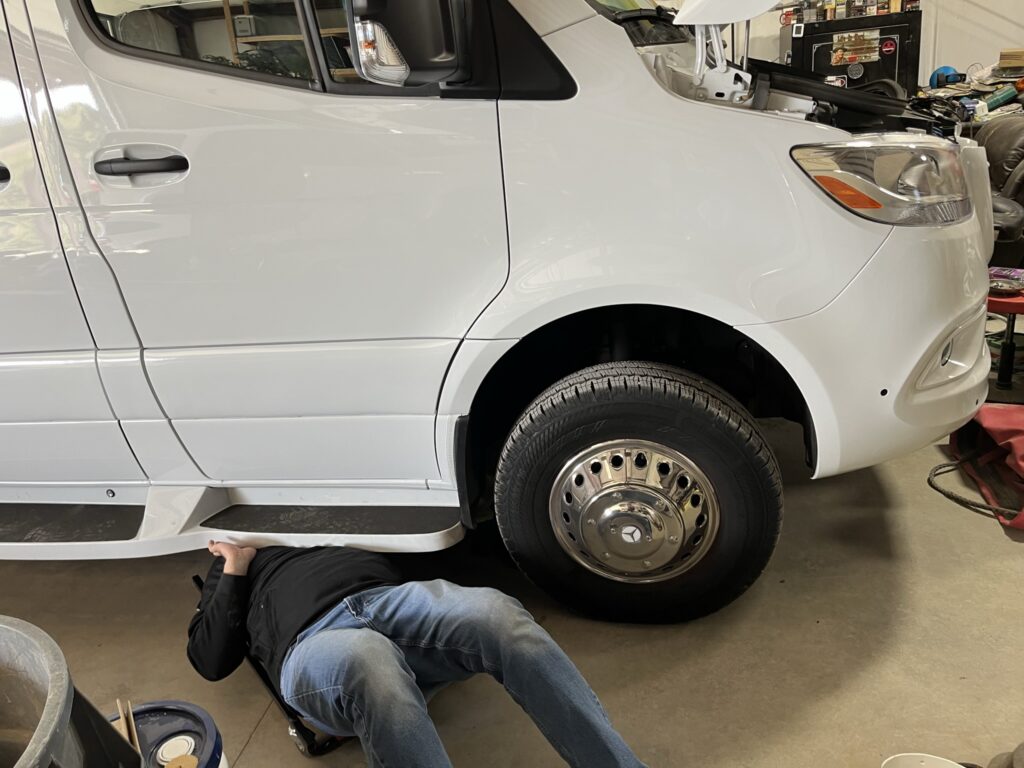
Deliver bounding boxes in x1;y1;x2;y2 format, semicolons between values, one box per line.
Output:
3;1;1024;768
5;425;1024;767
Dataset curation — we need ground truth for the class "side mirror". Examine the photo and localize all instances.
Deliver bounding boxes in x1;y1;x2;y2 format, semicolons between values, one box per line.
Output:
343;0;470;87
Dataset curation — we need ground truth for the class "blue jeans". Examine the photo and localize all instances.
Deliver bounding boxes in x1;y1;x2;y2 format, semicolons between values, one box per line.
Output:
279;580;646;768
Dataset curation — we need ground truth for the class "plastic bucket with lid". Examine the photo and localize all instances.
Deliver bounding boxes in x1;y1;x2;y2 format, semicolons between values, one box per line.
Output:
882;755;967;768
126;701;227;768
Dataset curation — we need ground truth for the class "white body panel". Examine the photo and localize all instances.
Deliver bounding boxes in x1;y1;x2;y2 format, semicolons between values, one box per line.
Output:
0;353;110;422
475;16;891;340
0;9;91;355
23;0;507;482
742;218;991;478
0;423;144;483
513;0;595;36
144;341;457;419
174;416;440;482
0;0;995;556
463;10;989;480
0;2;143;485
34;0;507;348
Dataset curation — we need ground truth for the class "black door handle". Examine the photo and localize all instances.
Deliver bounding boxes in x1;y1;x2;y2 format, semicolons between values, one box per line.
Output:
94;155;189;177
0;166;10;183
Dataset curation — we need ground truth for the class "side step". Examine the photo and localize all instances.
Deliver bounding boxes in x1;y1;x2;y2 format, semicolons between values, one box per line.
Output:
0;488;463;560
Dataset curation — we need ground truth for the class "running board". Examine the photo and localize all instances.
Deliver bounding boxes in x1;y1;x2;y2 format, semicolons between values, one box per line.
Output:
0;487;464;560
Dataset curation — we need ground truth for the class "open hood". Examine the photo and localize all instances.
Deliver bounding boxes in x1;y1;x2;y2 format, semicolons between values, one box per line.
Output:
673;0;779;25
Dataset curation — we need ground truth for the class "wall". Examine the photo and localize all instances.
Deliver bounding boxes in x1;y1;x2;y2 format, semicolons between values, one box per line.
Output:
729;2;1024;85
193;13;304;61
920;0;1024;74
193;19;233;61
732;12;788;64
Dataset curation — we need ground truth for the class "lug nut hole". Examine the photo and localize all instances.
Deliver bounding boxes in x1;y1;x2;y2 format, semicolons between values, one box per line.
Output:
695;513;707;527
611;454;624;469
564;491;573;504
657;462;671;476
692;533;703;545
690;494;702;508
574;474;584;487
567;531;577;542
562;512;571;524
590;461;602;474
634;452;648;468
677;475;690;490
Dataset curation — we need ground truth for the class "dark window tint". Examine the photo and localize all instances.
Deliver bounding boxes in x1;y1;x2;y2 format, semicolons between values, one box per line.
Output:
84;1;314;81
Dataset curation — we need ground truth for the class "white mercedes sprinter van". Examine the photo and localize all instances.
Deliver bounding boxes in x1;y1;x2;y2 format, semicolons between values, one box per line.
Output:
0;0;992;621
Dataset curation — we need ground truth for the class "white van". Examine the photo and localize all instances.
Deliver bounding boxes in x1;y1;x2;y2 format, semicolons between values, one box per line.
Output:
0;0;992;621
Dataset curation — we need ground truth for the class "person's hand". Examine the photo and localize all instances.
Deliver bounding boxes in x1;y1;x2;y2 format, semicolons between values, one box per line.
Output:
208;540;258;576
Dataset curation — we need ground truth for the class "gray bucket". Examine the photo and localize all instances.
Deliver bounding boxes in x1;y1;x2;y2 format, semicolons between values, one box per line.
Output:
0;616;74;768
0;615;139;768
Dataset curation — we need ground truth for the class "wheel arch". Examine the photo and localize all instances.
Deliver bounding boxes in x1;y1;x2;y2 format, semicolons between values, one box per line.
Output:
442;303;817;526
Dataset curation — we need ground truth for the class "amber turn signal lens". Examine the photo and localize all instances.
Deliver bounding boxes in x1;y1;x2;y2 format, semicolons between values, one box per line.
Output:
813;176;884;209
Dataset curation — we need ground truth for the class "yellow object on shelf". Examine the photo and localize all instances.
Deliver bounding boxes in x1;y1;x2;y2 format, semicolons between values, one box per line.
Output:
1000;49;1024;69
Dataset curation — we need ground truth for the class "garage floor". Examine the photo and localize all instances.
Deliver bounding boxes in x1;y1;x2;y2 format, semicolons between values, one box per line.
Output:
2;421;1022;768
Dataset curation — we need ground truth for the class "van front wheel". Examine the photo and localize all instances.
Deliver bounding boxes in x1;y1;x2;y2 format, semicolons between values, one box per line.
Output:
494;362;783;623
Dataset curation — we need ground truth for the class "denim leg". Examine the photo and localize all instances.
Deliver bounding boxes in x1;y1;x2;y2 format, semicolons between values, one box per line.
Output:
350;580;647;768
280;627;452;768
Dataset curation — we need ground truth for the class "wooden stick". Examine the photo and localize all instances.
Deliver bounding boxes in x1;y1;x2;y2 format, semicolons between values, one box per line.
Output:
125;699;140;751
222;0;240;64
113;699;129;741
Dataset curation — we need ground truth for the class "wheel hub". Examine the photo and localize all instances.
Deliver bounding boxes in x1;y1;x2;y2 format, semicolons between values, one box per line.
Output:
549;440;719;583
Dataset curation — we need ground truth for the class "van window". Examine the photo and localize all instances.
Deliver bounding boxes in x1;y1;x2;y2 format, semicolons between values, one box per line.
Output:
310;1;358;84
83;0;315;81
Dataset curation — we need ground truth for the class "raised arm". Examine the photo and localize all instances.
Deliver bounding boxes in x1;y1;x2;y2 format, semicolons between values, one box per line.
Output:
186;541;258;681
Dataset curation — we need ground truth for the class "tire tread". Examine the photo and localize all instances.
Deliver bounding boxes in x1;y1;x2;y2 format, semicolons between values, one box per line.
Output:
495;362;783;621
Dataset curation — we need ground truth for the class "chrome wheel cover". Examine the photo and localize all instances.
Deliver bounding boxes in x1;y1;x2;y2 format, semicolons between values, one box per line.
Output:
548;439;720;583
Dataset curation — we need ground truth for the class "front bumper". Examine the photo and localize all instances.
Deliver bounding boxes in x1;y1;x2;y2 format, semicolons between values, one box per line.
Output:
741;212;991;479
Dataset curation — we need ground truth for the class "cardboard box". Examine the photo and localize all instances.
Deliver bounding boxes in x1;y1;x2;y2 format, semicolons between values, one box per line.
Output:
999;49;1024;68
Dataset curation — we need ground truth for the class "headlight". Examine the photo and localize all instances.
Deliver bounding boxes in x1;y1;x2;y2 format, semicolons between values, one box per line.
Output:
791;135;972;226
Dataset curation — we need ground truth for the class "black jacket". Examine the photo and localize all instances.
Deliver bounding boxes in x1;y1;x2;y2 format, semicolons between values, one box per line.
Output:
187;547;401;687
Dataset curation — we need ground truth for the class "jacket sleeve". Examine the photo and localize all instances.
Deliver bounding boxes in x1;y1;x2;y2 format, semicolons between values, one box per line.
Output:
187;557;251;681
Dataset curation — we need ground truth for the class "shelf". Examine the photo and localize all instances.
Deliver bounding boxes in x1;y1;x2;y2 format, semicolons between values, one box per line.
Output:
237;28;349;44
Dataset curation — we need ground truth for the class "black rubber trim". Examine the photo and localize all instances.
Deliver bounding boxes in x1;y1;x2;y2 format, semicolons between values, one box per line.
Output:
0;504;144;543
441;0;500;99
94;155;189;176
454;415;477;529
202;505;460;535
490;0;578;101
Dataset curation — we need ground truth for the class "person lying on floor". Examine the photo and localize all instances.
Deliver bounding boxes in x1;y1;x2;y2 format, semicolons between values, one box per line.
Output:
186;541;646;768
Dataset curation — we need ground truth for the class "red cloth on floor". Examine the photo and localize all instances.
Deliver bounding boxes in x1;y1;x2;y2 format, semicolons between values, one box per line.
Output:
952;403;1024;529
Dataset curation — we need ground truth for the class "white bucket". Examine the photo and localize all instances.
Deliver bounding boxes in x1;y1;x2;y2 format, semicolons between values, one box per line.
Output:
882;755;966;768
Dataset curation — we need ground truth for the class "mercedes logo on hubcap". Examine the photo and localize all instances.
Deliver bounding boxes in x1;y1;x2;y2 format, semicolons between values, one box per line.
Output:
620;524;642;544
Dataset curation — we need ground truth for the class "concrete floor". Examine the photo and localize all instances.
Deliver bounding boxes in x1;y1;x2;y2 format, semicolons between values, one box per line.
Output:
2;421;1022;768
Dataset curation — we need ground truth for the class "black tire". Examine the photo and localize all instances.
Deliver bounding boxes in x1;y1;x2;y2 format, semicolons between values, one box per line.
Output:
494;361;783;623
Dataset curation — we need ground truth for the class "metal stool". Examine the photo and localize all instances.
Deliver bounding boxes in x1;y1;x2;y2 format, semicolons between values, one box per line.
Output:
988;292;1024;389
